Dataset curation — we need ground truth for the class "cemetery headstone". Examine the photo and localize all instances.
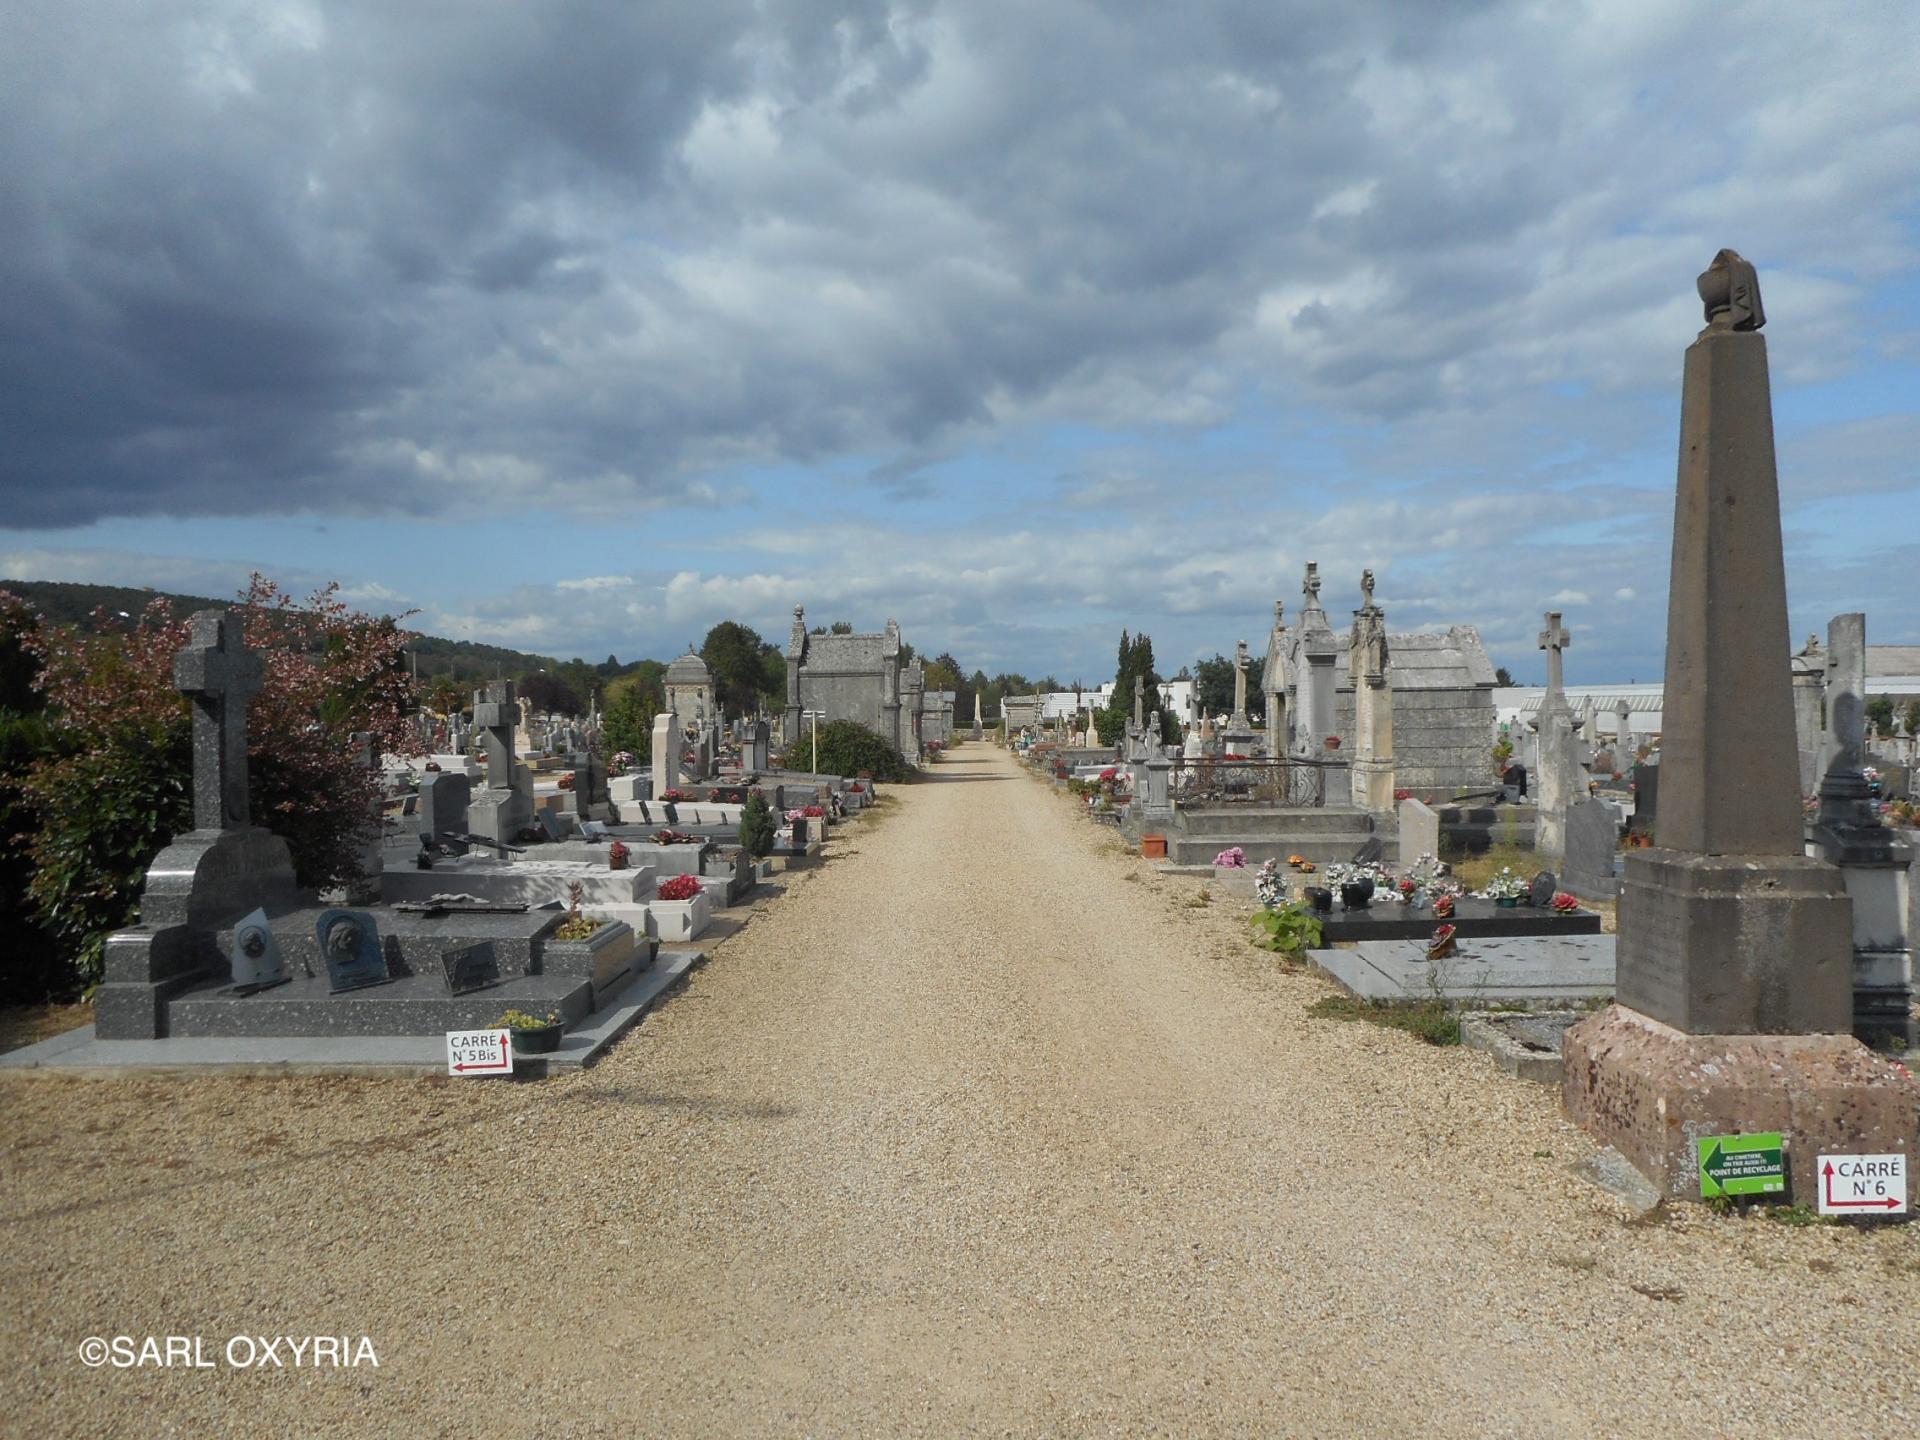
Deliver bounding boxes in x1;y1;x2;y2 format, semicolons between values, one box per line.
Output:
1527;870;1558;909
226;907;290;994
1398;796;1440;861
314;908;392;993
1562;797;1620;903
93;612;302;1039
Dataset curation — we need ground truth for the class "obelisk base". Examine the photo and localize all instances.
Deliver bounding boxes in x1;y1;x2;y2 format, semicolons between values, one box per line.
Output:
1562;1005;1919;1203
1615;848;1853;1035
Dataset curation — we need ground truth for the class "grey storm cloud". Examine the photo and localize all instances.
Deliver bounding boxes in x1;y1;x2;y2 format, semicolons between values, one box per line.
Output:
2;0;1916;537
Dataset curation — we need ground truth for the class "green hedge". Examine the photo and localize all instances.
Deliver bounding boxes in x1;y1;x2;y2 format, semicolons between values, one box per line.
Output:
781;719;910;782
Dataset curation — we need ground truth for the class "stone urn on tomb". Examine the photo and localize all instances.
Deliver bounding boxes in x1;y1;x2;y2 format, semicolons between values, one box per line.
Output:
1339;877;1374;910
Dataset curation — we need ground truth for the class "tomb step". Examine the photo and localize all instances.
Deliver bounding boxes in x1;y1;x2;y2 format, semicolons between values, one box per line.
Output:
163;969;594;1038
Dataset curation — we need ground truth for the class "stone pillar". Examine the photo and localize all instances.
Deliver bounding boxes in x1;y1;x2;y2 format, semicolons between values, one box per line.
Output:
747;719;770;772
1141;753;1174;818
1807;612;1916;1049
1614;698;1634;771
1533;708;1577;858
1347;578;1394;811
1561;252;1911;1205
651;713;681;794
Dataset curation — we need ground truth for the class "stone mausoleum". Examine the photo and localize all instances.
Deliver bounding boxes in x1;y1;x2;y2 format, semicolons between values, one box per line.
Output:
783;607;910;758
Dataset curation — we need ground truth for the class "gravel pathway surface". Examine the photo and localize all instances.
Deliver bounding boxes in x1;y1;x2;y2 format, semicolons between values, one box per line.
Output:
3;742;1917;1437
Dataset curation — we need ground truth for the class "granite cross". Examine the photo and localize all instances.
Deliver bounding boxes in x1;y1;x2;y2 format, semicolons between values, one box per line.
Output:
174;609;263;831
1538;611;1571;700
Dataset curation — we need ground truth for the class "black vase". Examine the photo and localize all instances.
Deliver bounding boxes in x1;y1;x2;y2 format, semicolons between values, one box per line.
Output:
1304;886;1333;914
1341;881;1372;910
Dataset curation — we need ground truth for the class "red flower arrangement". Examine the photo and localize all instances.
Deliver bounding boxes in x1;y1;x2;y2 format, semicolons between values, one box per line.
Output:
802;805;826;818
1098;768;1118;784
1324;736;1342;750
660;788;690;802
653;829;700;845
608;841;629;871
1393;788;1411;801
1398;877;1416;894
1433;893;1455;919
1549;892;1580;914
558;772;576;790
656;874;703;902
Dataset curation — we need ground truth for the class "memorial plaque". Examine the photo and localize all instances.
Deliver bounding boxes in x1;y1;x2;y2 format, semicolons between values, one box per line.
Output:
1528;871;1558;908
314;908;392;993
226;907;290;995
440;944;501;995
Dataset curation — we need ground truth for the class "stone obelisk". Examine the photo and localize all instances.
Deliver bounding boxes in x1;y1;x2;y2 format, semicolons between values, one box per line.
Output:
1561;252;1916;1203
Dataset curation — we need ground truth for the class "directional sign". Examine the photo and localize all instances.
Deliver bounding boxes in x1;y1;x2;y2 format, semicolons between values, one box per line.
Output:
1698;1133;1785;1199
1816;1154;1907;1216
446;1029;513;1077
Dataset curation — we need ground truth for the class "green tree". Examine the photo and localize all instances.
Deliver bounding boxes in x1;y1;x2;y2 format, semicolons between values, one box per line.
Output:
517;669;583;715
739;790;776;858
602;682;654;764
701;620;773;717
1865;695;1896;737
1903;698;1920;737
1193;653;1234;718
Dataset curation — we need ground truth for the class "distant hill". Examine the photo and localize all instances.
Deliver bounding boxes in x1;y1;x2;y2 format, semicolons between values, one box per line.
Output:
0;578;576;687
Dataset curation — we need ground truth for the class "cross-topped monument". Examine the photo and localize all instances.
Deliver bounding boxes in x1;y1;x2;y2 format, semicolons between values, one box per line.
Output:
174;610;263;831
1537;610;1571;710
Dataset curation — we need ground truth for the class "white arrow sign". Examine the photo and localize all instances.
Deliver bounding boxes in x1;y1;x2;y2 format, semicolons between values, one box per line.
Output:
446;1029;513;1077
1815;1153;1907;1216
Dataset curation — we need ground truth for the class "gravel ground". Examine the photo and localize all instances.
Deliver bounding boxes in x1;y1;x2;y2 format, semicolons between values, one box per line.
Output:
2;741;1917;1438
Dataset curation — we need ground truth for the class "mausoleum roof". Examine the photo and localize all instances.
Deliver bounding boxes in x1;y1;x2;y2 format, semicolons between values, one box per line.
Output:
666;651;712;684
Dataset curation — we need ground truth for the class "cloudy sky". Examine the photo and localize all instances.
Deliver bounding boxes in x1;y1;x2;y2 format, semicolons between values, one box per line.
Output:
4;1;1917;686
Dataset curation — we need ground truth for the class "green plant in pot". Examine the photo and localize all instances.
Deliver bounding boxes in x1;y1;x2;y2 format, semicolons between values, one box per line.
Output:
496;1008;562;1054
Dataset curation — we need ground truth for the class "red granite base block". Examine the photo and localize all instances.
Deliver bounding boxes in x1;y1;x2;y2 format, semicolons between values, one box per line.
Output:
1561;1005;1920;1203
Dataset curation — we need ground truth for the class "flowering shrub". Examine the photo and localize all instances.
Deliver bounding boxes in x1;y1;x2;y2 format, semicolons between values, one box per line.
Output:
1213;846;1247;868
10;577;417;990
655;874;703;902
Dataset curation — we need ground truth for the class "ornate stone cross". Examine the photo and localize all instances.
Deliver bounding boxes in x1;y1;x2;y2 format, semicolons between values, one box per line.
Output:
1133;674;1145;729
1538;611;1571;699
1232;639;1250;719
174;609;263;831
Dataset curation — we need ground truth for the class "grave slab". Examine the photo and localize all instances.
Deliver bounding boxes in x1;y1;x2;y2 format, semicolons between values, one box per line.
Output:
1315;898;1600;942
1311;933;1615;1006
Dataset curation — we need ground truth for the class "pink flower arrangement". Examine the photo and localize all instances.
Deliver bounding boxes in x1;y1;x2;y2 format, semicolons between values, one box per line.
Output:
1213;846;1247;868
656;874;703;902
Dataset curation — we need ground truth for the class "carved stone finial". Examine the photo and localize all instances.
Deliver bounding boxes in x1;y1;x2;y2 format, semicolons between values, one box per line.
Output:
1698;248;1764;332
1303;562;1321;600
1360;569;1375;607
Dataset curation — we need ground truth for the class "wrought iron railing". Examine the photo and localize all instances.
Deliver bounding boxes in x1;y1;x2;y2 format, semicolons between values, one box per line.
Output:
1168;755;1347;807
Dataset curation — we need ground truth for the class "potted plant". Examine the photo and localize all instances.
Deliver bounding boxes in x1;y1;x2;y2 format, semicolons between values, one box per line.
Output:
498;1008;562;1055
1482;868;1527;907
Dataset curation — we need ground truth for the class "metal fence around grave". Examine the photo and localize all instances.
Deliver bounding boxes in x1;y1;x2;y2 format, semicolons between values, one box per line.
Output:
1169;755;1347;808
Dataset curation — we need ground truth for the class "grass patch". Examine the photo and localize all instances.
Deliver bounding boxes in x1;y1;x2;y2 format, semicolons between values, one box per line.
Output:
1305;993;1460;1046
1449;841;1540;893
1765;1203;1834;1228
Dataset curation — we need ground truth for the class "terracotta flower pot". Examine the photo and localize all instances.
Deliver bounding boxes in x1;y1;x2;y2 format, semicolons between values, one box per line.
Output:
1141;834;1167;859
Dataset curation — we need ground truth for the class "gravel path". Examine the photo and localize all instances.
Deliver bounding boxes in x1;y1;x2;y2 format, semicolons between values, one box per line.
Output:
3;741;1917;1437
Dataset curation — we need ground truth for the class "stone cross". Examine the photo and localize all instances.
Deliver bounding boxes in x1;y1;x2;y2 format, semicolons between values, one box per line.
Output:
1615;697;1633;760
174;609;263;831
1303;563;1321;606
471;680;521;789
1537;611;1571;706
1232;639;1250;720
1133;674;1144;730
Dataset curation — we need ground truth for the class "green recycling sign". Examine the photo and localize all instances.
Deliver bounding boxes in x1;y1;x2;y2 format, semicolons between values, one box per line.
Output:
1698;1133;1786;1199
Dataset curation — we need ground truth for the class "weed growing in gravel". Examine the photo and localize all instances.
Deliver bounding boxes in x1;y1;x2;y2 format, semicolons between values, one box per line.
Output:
1766;1203;1835;1228
1305;994;1460;1046
1186;888;1212;908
